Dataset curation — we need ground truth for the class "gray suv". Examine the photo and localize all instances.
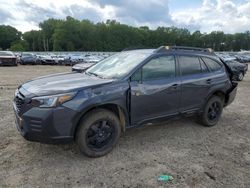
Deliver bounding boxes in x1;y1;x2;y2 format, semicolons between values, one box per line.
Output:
13;46;237;157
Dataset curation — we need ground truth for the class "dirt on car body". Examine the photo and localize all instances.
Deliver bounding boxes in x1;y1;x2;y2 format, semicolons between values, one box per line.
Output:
0;65;250;187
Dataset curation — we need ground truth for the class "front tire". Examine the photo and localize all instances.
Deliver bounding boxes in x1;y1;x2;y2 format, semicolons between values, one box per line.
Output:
76;109;121;157
200;96;223;127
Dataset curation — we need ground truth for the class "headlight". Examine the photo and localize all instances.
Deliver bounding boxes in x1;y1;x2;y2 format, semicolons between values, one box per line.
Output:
32;92;76;108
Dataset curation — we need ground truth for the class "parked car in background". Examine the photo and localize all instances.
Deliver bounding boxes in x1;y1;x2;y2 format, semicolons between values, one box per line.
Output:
0;51;17;66
13;46;237;157
84;56;104;63
20;53;38;65
39;55;56;65
51;55;70;65
237;55;250;64
72;62;96;72
69;54;85;65
224;60;248;81
217;53;236;62
15;52;22;64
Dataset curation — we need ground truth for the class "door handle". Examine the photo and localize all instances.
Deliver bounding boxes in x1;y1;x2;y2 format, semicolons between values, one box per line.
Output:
206;79;212;84
171;83;179;89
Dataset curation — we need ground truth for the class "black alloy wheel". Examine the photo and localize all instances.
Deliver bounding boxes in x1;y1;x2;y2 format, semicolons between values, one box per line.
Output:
200;96;223;127
76;109;121;157
86;120;115;151
207;101;221;123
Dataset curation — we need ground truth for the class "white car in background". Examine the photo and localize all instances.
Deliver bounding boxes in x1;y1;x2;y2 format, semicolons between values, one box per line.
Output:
71;62;96;72
84;56;104;63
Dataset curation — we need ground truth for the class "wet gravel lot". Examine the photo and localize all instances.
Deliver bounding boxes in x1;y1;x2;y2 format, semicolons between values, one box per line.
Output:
0;65;250;187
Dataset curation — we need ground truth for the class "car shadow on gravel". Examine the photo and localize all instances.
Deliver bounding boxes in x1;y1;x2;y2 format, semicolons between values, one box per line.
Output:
26;116;203;160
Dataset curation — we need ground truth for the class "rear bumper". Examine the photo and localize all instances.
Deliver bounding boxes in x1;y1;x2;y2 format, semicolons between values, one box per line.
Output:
225;83;238;106
13;103;77;144
41;60;56;64
21;60;36;64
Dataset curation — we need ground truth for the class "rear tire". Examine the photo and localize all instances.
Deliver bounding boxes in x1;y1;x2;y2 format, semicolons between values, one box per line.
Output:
199;96;223;127
237;72;244;81
76;109;121;157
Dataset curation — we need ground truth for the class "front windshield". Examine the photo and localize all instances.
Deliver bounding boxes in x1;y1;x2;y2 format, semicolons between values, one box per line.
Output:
22;53;33;57
0;51;14;56
86;51;151;79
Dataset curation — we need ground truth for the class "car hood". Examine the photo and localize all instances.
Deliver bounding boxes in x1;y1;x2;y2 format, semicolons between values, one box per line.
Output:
21;72;114;96
0;56;16;59
73;63;95;69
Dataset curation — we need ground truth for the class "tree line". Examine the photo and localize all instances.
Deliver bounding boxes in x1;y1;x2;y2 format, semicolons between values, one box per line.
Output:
1;16;250;52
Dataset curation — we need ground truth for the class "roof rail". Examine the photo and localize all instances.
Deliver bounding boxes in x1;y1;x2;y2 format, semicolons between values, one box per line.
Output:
154;46;214;54
122;47;147;51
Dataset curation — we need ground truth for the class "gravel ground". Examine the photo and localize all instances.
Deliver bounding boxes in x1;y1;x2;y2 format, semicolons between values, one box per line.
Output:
0;65;250;188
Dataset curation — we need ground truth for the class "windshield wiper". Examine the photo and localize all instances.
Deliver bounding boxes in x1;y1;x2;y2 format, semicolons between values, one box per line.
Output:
86;71;105;79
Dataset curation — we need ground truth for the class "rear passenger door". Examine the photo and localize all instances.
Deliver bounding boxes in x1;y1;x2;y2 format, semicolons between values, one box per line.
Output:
178;55;211;112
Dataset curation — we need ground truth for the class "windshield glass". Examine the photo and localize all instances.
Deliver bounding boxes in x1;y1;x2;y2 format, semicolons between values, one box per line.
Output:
0;51;14;57
22;53;33;57
86;50;152;79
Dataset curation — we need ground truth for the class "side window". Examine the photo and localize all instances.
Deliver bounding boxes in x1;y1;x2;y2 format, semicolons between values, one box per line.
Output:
202;57;222;72
142;56;176;81
179;56;201;76
199;58;209;73
131;68;142;82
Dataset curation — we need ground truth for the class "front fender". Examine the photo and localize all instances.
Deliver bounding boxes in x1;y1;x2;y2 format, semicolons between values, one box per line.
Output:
62;81;130;136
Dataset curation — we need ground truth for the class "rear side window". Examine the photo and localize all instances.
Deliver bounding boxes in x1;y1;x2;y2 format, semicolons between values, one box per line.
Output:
179;56;201;76
142;56;176;81
200;58;209;73
202;57;222;71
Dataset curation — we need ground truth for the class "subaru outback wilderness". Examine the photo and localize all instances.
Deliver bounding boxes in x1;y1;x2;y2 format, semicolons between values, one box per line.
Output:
13;46;237;157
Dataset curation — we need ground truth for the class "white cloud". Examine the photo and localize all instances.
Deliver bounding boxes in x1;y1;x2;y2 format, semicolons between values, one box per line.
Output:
0;0;113;32
172;0;250;33
0;0;250;33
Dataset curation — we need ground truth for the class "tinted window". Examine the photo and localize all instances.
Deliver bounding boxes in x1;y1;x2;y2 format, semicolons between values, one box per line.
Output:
179;56;201;76
142;56;175;81
200;58;209;73
202;57;222;71
131;68;142;82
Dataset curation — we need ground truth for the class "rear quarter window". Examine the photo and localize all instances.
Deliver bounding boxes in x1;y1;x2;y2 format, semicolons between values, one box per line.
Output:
202;57;222;72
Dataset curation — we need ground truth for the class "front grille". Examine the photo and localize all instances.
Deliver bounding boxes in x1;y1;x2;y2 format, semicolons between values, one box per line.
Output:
1;58;15;63
14;91;25;112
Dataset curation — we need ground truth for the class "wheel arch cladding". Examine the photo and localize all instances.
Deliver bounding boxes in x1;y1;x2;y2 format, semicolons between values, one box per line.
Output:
212;90;226;102
204;90;226;108
73;103;128;139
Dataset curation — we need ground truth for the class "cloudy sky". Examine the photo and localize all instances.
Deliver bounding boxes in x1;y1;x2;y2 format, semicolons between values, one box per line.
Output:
0;0;250;33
